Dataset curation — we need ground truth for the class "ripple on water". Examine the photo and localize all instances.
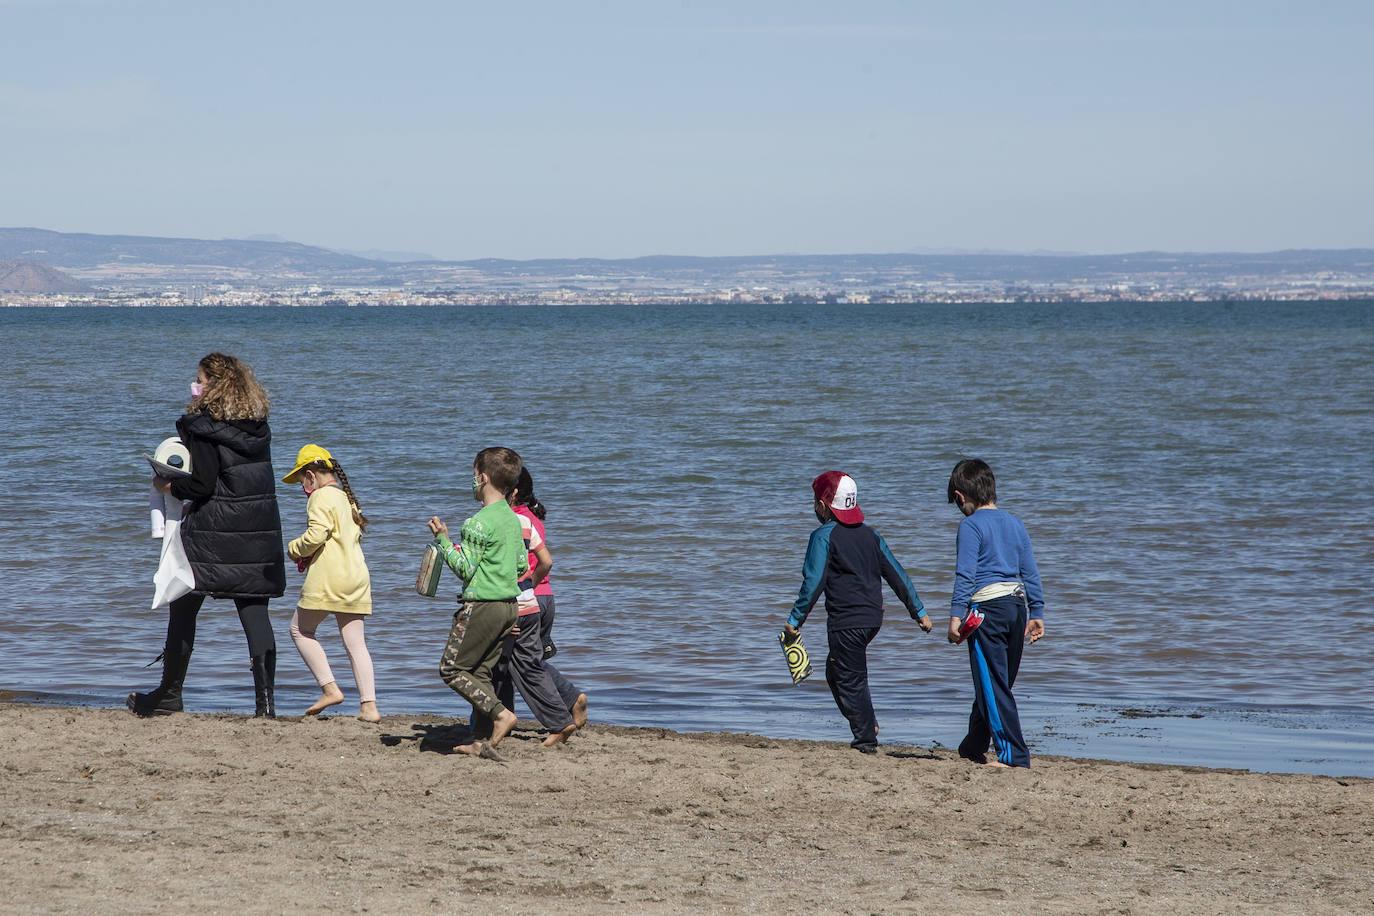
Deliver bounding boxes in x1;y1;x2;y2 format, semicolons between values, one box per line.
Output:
1;301;1372;775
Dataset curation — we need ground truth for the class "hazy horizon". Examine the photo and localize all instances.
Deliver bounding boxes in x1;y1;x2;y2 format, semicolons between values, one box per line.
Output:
5;1;1372;260
16;225;1374;264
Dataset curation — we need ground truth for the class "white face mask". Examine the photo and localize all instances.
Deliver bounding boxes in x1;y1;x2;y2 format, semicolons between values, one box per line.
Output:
190;381;204;398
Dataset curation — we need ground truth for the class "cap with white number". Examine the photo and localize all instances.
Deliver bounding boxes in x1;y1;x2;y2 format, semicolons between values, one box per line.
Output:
811;470;863;524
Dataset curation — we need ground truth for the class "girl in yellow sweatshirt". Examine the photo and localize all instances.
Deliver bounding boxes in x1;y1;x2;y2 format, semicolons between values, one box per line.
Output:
282;445;380;722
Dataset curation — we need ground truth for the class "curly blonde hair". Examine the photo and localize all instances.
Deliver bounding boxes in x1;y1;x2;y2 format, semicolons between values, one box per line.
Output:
187;352;271;420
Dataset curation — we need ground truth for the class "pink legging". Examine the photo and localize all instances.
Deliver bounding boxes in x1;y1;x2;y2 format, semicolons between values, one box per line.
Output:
289;608;376;703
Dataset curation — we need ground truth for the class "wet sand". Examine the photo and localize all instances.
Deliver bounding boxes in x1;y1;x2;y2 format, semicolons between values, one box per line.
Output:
1;702;1369;914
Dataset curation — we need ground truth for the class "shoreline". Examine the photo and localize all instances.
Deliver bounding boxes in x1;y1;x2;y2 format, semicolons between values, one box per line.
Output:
6;690;1371;781
2;701;1369;913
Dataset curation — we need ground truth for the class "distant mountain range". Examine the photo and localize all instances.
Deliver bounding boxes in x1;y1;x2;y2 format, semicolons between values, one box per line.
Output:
0;258;90;294
3;227;1373;298
331;247;440;263
0;227;373;272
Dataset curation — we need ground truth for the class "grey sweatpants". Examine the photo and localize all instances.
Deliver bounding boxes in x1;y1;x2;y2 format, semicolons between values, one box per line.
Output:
537;594;581;710
489;610;573;732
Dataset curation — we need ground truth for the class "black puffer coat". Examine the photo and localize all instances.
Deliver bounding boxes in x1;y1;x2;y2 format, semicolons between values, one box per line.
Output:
170;413;286;599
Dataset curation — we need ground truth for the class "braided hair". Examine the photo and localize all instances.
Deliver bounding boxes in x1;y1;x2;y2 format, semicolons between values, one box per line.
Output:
305;459;369;533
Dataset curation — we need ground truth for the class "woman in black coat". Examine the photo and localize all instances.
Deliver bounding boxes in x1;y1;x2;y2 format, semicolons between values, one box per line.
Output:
128;352;287;717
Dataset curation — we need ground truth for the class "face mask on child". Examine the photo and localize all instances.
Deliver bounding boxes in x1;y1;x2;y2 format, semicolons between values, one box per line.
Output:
190;381;204;398
471;473;483;501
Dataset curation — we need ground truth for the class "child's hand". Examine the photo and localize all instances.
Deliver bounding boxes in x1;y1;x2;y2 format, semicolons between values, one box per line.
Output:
782;623;800;641
917;614;933;633
947;618;962;644
152;476;173;494
1025;619;1045;644
427;516;448;539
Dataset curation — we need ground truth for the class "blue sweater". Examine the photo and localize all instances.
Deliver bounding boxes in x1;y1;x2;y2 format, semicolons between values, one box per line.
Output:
789;521;926;631
950;508;1045;620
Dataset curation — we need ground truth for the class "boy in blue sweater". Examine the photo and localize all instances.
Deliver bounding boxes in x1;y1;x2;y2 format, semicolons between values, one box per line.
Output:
946;458;1045;768
784;471;932;754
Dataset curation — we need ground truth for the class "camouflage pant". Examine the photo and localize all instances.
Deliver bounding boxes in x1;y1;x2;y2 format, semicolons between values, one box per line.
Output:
438;599;518;719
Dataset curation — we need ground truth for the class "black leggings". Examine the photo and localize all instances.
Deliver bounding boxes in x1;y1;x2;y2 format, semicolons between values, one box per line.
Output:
165;593;276;658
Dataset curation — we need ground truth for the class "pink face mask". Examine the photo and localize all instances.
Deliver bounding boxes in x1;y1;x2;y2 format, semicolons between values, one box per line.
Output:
190;381;204;398
301;478;317;496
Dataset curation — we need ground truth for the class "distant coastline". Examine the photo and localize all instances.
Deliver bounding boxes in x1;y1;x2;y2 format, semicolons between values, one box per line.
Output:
6;289;1374;308
3;227;1374;303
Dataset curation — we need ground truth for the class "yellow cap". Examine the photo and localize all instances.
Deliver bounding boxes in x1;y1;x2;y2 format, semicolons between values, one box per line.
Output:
282;444;334;483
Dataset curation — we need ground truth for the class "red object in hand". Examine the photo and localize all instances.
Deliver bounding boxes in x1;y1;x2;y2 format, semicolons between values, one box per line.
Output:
955;608;985;645
296;556;313;573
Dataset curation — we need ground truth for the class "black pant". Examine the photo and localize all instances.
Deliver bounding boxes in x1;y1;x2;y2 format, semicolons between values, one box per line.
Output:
166;593;275;657
826;626;880;750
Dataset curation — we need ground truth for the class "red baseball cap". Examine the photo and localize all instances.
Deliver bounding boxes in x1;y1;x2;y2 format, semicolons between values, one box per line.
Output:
812;470;864;524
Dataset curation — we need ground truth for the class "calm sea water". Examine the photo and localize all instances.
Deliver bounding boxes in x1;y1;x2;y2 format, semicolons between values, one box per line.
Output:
1;302;1371;776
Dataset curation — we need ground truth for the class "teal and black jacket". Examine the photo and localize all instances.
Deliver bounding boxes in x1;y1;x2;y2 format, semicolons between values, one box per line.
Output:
788;521;926;631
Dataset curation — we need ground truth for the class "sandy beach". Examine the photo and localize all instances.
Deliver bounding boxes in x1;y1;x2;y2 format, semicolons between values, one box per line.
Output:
0;702;1369;914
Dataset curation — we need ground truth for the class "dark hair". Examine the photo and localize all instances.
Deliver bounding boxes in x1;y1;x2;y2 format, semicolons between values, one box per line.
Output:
475;447;522;497
511;466;547;520
948;458;997;507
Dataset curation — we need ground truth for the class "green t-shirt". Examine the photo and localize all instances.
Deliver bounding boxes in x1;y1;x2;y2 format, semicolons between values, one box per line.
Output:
433;500;528;601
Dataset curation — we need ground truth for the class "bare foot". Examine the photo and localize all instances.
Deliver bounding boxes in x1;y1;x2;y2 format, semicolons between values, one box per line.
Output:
571;693;588;729
982;760;1012;768
357;700;380;723
305;682;345;716
488;709;519;748
452;741;485;756
541;723;578;747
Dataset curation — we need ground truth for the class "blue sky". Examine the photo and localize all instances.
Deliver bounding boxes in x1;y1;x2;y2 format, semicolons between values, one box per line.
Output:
3;0;1371;259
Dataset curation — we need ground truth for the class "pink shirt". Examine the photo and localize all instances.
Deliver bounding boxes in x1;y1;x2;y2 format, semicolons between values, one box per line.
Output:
514;505;553;597
514;506;548;615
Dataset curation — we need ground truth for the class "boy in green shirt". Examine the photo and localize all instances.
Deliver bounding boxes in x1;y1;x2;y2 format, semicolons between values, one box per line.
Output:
428;447;529;755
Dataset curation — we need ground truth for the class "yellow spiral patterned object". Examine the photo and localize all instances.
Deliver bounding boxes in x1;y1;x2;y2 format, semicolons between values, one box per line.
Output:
779;631;813;685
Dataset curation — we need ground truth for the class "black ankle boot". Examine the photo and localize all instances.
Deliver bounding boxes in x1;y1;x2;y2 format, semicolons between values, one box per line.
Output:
250;649;276;718
127;649;191;717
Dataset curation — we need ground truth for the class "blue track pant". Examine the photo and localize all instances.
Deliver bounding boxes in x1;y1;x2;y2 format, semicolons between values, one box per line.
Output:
959;595;1031;768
